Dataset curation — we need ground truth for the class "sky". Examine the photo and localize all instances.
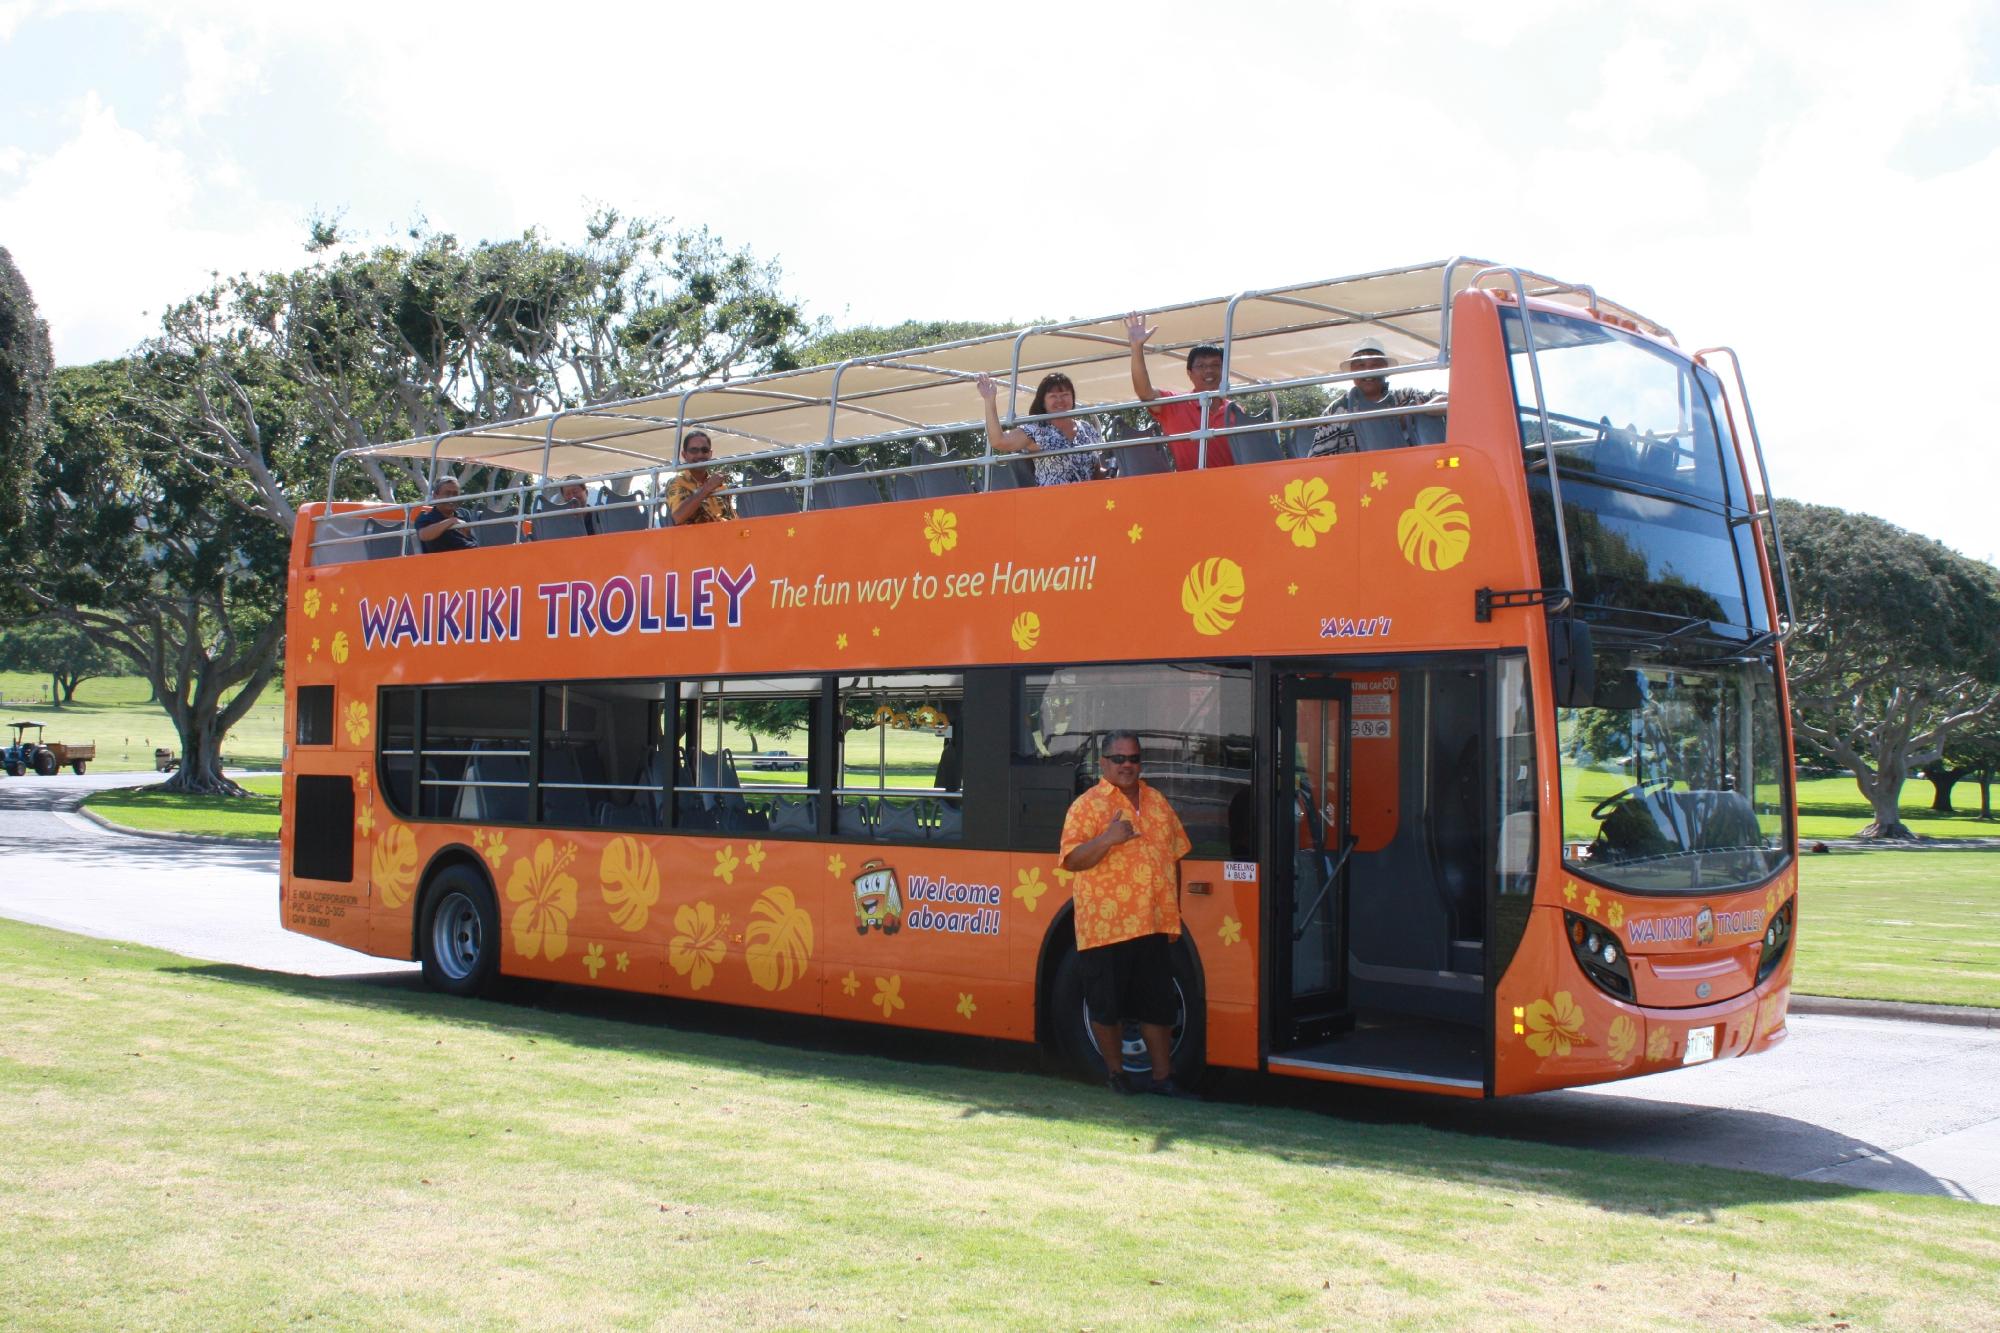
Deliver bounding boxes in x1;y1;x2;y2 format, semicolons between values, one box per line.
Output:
3;0;1997;563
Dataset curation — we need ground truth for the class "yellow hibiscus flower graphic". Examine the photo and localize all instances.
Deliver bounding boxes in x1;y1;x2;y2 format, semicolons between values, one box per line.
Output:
1646;1027;1672;1063
1607;1014;1638;1063
873;974;906;1017
1010;611;1041;651
669;902;727;991
1218;916;1243;946
330;630;350;665
922;508;959;556
1270;477;1337;549
302;587;322;619
1523;991;1587;1058
1013;868;1048;912
506;839;580;962
370;823;418;909
600;836;661;932
343;700;371;745
1396;486;1472;571
1181;557;1245;636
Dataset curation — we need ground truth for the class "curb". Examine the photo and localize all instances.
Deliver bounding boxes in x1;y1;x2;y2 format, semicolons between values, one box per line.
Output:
1790;994;2000;1029
71;802;275;850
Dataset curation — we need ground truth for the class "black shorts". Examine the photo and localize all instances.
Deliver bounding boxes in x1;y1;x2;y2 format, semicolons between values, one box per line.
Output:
1078;933;1178;1027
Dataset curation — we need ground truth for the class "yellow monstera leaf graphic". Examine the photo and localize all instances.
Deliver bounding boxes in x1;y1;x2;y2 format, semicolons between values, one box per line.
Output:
1607;1014;1638;1063
1181;557;1245;636
1396;486;1472;571
744;885;815;993
1010;611;1041;651
330;630;350;665
599;836;661;933
370;823;418;909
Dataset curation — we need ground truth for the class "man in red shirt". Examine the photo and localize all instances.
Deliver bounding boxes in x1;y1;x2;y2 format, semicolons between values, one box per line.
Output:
1125;312;1235;471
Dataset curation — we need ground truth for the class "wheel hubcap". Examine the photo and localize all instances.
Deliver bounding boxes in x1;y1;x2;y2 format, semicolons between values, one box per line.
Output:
432;892;482;981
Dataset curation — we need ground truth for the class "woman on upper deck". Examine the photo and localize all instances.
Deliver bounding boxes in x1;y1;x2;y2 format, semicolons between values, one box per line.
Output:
976;372;1105;486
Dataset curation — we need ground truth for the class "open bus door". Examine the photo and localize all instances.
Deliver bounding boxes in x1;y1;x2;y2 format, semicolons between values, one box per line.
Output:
1273;677;1354;1047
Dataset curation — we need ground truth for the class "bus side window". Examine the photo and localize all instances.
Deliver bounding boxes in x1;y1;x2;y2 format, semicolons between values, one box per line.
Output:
677;677;822;836
837;674;964;843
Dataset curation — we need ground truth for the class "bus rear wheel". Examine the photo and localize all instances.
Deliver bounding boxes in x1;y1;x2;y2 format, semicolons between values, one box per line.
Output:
1047;935;1206;1089
419;865;500;998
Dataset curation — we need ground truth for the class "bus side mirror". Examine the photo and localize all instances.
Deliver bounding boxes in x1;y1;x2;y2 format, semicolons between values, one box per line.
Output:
1549;617;1596;709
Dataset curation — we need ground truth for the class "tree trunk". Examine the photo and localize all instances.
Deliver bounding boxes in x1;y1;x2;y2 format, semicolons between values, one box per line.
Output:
55;670;81;705
156;714;248;797
1979;769;1994;822
1924;763;1960;813
48;671;64;709
1855;766;1919;840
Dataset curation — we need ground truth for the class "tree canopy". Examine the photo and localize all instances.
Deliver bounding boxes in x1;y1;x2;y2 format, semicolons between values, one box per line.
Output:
0;618;121;706
0;246;54;572
1777;498;2000;837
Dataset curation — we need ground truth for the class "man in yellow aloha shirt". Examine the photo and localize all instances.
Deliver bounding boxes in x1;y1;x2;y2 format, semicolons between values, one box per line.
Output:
664;430;736;525
1059;730;1192;1097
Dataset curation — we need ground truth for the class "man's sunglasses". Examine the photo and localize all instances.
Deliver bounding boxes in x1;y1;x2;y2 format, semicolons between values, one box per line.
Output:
1104;753;1143;765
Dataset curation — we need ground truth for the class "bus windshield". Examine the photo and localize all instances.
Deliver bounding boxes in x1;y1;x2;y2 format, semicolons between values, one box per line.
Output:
1507;308;1768;634
1558;640;1790;894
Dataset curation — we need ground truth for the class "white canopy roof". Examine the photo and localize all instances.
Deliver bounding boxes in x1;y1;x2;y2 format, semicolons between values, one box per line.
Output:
358;258;1665;479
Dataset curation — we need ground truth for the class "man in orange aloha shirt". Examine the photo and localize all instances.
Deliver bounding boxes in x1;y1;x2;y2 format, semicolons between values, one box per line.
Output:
1059;730;1192;1096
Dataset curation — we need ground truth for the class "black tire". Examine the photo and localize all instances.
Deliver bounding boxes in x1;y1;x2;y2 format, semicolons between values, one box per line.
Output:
32;751;57;777
1046;933;1207;1087
71;761;86;775
4;762;20;778
418;864;501;998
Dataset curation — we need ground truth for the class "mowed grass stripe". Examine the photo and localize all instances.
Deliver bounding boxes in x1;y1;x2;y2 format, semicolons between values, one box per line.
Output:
2;920;1996;1330
1794;851;2000;1008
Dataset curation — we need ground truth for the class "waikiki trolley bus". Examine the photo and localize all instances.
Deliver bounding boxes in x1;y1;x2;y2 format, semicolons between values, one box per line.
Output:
280;258;1798;1097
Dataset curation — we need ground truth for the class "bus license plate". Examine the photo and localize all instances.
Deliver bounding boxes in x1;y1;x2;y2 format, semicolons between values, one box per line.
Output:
1682;1027;1716;1065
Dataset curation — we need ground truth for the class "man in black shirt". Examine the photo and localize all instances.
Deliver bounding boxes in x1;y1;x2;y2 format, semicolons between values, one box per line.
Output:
415;476;477;554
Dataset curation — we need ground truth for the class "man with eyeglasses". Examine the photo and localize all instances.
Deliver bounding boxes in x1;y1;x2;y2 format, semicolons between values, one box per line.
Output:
665;430;735;525
1059;730;1193;1097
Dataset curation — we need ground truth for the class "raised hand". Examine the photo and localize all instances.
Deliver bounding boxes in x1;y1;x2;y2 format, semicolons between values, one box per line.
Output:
1106;814;1137;844
1124;312;1155;346
975;372;999;402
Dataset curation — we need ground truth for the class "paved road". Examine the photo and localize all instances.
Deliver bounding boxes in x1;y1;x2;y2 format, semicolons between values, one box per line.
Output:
2;772;1995;1204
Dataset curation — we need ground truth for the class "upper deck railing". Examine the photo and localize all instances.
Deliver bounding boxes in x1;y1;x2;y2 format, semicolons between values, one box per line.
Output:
309;258;1677;565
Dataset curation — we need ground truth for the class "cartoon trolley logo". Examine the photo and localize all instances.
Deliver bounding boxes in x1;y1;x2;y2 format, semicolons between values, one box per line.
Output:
852;859;1002;939
1625;903;1764;946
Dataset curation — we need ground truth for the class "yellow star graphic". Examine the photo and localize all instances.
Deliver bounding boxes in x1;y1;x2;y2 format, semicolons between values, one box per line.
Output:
1360;494;1373;508
615;951;630;973
1127;523;1143;543
1583;889;1601;918
1104;498;1117;511
1562;881;1578;904
1287;582;1299;596
871;626;881;637
1370;471;1388;490
787;526;796;537
835;633;848;650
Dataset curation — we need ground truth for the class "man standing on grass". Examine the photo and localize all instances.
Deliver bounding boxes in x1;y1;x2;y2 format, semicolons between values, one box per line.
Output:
1059;730;1193;1097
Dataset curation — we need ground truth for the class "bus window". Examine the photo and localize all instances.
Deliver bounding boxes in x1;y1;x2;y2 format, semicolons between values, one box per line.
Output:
1012;664;1251;857
379;687;416;816
540;681;669;829
419;683;533;823
838;674;965;843
677;677;821;835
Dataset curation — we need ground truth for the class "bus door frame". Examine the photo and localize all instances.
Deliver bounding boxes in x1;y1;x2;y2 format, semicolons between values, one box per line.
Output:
1268;669;1355;1050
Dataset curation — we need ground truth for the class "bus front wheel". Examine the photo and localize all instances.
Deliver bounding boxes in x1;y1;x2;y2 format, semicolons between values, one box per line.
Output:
1047;935;1206;1089
419;865;500;998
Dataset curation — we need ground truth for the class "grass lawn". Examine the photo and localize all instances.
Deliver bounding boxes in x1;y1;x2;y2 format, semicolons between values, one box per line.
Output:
1795;850;2000;1008
81;776;283;841
1560;764;1999;843
0;671;283;773
3;921;1998;1329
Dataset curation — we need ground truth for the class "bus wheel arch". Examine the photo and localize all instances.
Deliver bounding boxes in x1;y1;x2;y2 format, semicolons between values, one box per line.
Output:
413;848;501;998
1038;911;1209;1087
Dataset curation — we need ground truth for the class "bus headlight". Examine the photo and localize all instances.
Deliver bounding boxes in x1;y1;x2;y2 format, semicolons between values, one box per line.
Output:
1756;896;1795;984
1566;910;1634;1000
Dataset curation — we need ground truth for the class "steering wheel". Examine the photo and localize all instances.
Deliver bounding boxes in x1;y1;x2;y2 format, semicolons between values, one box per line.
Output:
1591;777;1673;821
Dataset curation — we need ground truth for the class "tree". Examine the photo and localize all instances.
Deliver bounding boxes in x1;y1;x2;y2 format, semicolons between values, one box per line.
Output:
1928;722;2000;819
0;246;53;572
1778;499;2000;839
0;619;121;706
8;214;811;794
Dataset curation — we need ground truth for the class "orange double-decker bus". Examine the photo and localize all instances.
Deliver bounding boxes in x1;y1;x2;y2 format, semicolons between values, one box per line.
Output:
281;259;1798;1097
